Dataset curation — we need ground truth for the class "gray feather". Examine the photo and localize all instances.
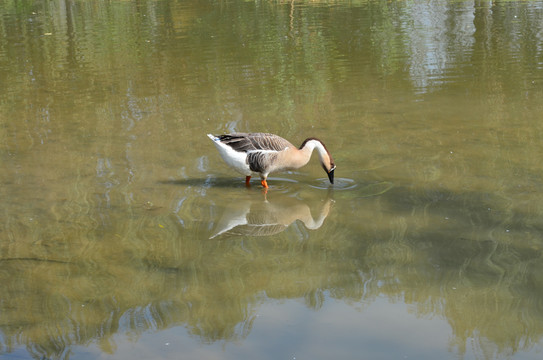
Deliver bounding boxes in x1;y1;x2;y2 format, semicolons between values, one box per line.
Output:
217;133;292;153
247;151;278;173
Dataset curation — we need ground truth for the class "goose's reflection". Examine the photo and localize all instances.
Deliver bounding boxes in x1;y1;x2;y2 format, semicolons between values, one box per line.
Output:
210;192;333;238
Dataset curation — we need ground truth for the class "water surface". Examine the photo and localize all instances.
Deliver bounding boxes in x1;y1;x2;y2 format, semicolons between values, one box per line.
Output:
1;1;543;359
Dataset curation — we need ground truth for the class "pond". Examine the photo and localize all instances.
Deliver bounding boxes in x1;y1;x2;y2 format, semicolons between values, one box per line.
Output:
1;0;543;359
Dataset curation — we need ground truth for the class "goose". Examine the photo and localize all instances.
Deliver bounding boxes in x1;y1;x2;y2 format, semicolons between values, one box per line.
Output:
207;132;335;188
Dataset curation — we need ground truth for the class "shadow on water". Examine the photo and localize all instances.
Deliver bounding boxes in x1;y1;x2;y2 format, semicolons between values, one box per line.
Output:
159;175;330;189
159;176;244;188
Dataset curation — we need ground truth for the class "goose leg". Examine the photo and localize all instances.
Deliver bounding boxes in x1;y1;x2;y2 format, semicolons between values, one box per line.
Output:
245;176;251;186
260;179;268;188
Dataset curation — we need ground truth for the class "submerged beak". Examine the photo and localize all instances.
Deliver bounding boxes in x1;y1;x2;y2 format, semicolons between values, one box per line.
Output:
327;168;335;184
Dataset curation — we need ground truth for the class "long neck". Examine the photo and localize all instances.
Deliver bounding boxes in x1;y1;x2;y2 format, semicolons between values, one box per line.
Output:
277;138;329;170
298;139;328;166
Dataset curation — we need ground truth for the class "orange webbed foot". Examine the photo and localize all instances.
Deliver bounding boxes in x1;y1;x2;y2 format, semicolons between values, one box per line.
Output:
260;179;268;188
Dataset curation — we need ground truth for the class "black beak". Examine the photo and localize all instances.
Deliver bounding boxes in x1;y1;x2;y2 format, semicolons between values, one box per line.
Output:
327;168;335;184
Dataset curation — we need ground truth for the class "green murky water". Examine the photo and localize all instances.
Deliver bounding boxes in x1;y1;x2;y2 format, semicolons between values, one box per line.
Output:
1;1;543;359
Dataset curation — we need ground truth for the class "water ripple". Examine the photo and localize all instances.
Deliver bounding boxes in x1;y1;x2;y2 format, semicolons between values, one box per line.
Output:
309;177;357;191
